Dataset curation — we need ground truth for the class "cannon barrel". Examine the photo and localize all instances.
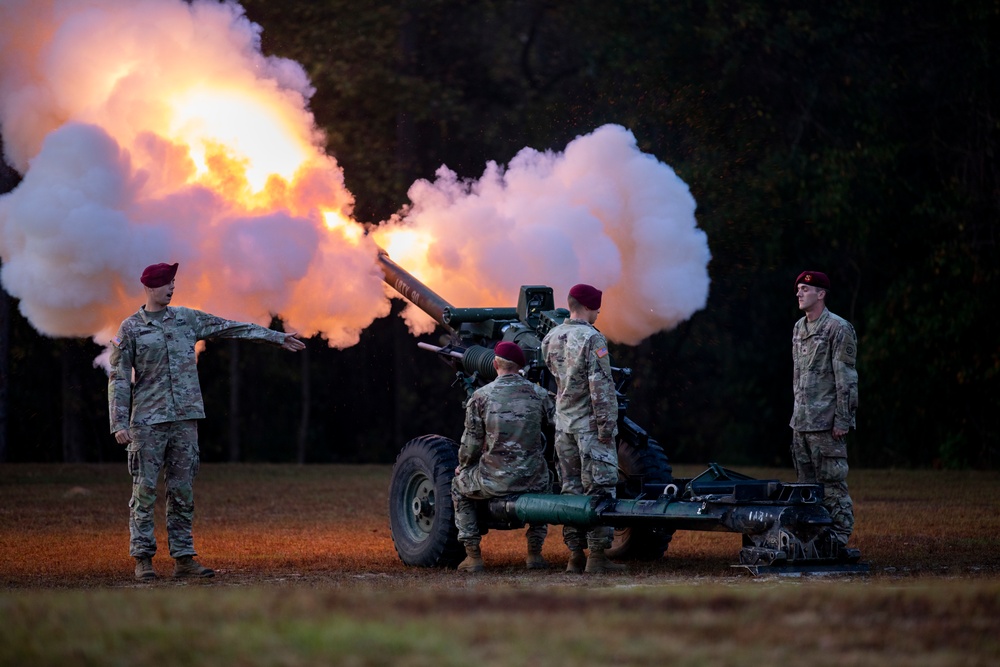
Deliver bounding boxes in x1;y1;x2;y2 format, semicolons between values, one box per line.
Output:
377;250;520;326
444;307;518;324
378;249;511;382
377;249;455;331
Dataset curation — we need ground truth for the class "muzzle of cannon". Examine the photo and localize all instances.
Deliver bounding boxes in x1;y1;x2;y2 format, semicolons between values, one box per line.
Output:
377;248;555;385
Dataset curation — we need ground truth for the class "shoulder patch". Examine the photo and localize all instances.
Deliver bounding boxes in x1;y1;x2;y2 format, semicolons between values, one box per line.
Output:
111;336;122;347
595;346;608;358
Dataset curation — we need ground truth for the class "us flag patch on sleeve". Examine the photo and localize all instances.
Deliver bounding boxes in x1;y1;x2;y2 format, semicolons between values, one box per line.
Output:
112;336;121;347
595;346;608;358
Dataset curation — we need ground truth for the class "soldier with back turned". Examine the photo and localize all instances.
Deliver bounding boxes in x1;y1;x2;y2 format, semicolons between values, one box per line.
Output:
451;341;555;572
541;283;625;574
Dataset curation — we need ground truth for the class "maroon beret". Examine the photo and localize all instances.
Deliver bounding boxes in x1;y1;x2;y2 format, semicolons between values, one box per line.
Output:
568;283;602;310
141;263;179;288
795;271;830;290
494;341;526;368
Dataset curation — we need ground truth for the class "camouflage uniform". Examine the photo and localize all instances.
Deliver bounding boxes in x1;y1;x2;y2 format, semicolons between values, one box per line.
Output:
109;305;286;559
541;319;619;551
451;372;554;550
790;307;859;544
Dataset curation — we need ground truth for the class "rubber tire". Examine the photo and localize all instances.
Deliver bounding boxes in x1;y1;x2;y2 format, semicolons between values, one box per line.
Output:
388;435;465;568
608;438;675;560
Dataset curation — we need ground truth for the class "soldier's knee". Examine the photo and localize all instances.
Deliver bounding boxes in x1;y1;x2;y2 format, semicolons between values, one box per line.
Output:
131;483;157;509
830;497;855;536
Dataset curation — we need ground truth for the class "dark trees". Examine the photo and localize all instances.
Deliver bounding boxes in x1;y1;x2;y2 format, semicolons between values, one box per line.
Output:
1;0;995;467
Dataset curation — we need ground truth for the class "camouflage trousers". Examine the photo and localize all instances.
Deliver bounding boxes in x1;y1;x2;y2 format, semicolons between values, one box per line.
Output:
127;420;200;559
554;430;618;551
791;430;855;544
451;468;548;550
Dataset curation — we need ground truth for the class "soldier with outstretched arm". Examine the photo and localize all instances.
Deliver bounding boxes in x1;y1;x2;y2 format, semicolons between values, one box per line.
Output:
109;262;305;581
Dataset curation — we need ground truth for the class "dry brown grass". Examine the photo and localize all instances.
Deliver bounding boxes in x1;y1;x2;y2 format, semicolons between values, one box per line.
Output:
2;463;999;665
1;463;998;586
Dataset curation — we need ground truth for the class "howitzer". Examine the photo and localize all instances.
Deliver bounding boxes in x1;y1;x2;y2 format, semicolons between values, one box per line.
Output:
379;250;867;575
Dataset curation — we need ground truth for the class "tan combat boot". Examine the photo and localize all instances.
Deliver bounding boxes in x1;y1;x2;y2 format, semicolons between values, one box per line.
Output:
585;548;627;574
173;555;215;578
457;544;484;573
565;549;587;574
526;546;548;570
134;557;156;581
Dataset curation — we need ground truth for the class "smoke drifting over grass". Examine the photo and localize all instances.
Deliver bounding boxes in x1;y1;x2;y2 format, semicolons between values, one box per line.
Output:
0;0;710;356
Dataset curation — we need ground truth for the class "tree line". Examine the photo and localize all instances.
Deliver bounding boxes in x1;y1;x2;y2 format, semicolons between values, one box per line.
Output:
1;0;996;468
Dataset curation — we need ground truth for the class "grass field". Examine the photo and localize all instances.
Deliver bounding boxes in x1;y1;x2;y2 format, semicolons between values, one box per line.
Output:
2;463;999;665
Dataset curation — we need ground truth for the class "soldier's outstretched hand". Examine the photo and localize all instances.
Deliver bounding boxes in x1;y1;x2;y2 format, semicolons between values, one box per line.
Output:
281;332;307;352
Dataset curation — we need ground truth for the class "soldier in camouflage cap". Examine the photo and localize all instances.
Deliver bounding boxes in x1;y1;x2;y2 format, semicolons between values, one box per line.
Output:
451;341;555;572
541;284;625;574
791;270;858;545
109;262;306;581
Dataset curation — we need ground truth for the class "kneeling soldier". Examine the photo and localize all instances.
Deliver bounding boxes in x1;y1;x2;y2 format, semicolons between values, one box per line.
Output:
451;342;554;572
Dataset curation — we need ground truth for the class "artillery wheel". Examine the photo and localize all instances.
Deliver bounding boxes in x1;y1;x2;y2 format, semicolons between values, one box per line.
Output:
609;438;675;560
388;435;465;568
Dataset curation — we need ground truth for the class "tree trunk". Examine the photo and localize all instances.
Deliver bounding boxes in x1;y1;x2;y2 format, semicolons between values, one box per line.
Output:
228;339;240;462
0;284;9;463
60;341;84;462
396;2;419;178
0;142;19;463
391;4;419;451
296;343;310;464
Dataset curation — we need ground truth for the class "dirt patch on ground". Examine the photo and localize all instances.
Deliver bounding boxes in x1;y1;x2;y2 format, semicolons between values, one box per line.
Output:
4;463;1000;665
2;463;999;589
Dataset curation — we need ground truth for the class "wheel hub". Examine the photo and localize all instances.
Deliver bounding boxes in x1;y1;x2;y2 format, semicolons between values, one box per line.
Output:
411;491;435;519
404;477;437;536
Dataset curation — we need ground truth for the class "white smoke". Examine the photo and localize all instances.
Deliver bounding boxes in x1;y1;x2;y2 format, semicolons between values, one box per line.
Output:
0;0;387;353
377;124;711;345
0;0;710;358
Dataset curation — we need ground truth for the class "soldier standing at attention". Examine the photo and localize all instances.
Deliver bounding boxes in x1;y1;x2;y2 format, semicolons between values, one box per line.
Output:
451;341;554;572
109;262;306;581
541;284;624;574
791;270;858;546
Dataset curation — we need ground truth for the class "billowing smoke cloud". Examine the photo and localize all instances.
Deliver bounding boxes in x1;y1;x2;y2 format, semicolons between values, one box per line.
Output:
374;124;711;345
0;0;387;352
0;0;710;359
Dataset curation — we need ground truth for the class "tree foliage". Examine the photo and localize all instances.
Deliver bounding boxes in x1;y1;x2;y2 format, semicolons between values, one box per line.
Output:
2;0;996;467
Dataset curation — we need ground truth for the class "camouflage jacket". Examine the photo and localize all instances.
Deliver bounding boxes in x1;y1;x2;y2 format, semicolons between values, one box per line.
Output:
108;306;285;433
457;373;555;495
790;308;859;432
541;318;618;441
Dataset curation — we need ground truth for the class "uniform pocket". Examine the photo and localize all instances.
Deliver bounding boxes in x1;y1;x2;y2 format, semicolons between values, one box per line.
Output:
127;448;142;479
819;456;849;484
818;437;848;459
588;445;619;487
